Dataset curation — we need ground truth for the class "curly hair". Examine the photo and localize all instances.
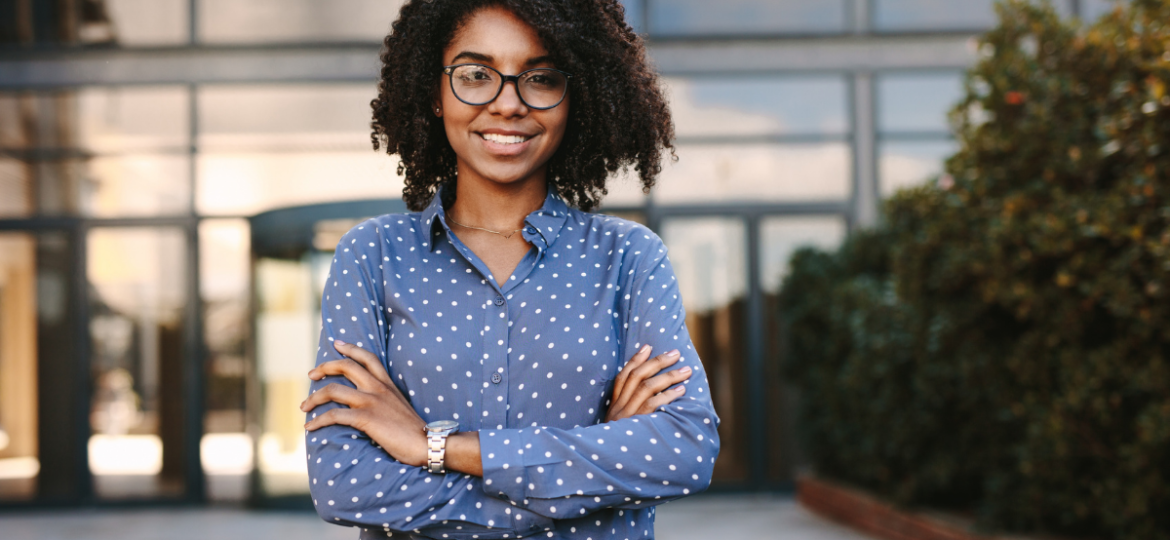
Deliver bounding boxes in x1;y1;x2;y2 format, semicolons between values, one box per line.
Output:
370;0;675;212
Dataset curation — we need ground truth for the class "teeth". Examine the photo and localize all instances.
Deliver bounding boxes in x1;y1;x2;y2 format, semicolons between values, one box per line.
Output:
481;133;528;145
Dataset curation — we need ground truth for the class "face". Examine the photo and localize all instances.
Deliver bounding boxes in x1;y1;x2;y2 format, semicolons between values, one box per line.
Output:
436;7;570;188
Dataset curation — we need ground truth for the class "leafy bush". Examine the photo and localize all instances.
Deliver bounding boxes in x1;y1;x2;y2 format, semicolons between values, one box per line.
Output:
780;1;1170;538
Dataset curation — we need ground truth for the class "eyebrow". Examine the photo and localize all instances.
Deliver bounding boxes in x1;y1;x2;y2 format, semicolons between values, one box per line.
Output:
449;51;554;67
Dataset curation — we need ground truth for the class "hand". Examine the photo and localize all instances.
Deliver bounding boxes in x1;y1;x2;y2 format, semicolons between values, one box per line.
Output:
604;345;692;423
300;340;429;467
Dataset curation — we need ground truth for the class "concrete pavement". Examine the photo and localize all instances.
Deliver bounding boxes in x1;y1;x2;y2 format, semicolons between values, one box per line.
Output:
0;494;873;540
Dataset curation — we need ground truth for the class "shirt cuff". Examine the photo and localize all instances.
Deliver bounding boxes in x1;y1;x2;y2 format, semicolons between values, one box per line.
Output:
478;428;530;503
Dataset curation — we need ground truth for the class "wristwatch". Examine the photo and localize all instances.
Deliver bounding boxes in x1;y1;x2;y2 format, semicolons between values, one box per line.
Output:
423;420;460;474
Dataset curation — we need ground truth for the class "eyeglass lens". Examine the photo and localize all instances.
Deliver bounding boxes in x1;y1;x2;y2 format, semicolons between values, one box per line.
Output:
449;65;568;109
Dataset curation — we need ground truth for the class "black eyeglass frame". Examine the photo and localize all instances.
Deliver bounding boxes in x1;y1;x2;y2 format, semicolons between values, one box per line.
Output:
442;63;574;110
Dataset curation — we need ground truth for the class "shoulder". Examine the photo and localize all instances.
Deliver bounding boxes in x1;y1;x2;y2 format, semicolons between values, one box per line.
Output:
334;212;426;256
572;209;668;271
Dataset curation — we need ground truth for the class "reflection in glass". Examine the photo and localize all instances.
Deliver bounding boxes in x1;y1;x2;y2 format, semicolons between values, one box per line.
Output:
654;143;851;203
79;0;189;46
0;233;39;501
198;0;402;43
877;72;964;134
254;257;318;497
760;217;846;483
665;76;849;138
199;219;252;501
87;227;187;499
648;0;848;36
77;87;190;153
660;218;748;484
879;139;957;196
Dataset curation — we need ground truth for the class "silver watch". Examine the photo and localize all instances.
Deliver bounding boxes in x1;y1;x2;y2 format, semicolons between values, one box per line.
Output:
423;420;460;474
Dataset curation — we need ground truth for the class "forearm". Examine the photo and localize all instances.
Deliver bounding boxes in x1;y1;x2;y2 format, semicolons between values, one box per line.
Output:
445;431;483;477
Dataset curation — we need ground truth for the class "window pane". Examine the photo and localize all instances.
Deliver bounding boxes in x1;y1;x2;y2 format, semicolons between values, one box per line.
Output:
659;217;748;485
254;257;317;497
879;139;957;196
81;0;189;46
874;0;1074;32
199;219;252;502
649;0;848;36
619;0;646;34
877;72;964;133
78;87;190;153
0;233;41;501
198;0;402;43
759;216;847;484
0;155;189;218
197;152;402;216
198;85;374;152
654;143;851;204
87;227;188;500
197;84;400;216
666;76;849;138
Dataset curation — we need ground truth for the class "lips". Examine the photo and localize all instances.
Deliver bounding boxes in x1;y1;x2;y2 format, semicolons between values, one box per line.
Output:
477;131;535;156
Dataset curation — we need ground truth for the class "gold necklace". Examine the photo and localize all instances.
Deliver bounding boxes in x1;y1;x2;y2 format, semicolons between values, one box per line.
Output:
447;214;526;240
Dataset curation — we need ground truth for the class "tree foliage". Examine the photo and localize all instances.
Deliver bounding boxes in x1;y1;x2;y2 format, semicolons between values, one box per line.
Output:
780;1;1170;537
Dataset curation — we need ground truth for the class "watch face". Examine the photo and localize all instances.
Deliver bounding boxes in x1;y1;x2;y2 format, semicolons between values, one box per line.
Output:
426;420;459;432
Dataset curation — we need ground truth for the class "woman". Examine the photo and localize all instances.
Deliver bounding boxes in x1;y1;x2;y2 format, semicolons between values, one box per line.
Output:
299;1;720;538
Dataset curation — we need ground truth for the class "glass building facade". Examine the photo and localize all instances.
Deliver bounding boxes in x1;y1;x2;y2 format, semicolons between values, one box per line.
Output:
0;0;1121;507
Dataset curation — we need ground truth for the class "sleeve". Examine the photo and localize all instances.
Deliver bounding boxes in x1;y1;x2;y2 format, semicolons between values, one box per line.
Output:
305;221;554;539
476;226;721;519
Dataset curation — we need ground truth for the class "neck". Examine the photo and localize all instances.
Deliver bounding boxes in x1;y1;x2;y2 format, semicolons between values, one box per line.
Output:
448;170;548;231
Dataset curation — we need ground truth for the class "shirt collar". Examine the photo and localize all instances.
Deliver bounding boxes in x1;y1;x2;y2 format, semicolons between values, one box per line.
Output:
423;184;570;253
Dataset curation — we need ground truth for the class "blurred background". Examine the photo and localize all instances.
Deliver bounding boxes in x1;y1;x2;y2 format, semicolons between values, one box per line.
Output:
0;0;1122;528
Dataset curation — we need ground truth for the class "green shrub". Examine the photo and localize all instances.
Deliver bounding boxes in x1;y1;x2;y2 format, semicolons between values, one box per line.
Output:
780;1;1170;538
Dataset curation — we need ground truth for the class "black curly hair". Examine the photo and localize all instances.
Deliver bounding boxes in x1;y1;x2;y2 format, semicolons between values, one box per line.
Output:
370;0;675;212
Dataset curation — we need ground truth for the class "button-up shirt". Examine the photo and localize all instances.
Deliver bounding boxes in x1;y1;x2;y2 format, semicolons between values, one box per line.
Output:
305;186;720;539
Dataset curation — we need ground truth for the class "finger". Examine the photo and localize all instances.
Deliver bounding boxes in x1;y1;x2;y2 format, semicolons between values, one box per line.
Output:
624;363;691;415
309;358;380;392
614;349;680;411
612;344;652;403
300;382;369;412
637;384;687;415
333;340;394;388
304;407;364;431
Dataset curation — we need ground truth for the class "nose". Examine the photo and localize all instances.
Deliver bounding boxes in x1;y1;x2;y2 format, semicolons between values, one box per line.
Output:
488;78;528;117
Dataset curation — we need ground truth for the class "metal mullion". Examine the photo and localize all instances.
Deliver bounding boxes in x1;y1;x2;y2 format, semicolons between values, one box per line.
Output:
184;78;206;502
71;224;94;503
743;214;765;490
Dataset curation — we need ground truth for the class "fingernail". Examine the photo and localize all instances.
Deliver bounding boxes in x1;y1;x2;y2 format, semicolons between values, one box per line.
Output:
640;344;651;353
667;349;680;358
674;385;685;392
680;366;692;374
335;339;347;346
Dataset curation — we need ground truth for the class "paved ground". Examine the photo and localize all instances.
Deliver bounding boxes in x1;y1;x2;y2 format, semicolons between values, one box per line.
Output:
0;494;873;540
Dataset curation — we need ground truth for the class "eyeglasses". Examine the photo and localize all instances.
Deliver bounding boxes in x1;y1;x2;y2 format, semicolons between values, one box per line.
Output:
442;63;572;110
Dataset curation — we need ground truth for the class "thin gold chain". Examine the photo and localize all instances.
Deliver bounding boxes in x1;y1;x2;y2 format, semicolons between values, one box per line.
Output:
447;215;526;240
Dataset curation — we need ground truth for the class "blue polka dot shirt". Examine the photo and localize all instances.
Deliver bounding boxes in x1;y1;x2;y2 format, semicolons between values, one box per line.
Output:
305;186;720;539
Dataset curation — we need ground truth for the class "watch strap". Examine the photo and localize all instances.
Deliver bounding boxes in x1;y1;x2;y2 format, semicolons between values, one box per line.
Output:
426;428;455;474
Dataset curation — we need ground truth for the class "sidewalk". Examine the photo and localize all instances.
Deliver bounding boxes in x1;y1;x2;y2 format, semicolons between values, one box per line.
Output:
0;494;873;540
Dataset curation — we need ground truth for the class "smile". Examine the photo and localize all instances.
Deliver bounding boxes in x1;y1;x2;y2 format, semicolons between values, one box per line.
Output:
479;132;532;145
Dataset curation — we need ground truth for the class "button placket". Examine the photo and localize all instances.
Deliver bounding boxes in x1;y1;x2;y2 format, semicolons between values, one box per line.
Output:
480;294;510;429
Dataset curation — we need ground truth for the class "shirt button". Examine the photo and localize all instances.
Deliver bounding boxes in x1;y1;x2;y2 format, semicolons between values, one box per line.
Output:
526;227;536;234
494;296;505;306
491;373;502;384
